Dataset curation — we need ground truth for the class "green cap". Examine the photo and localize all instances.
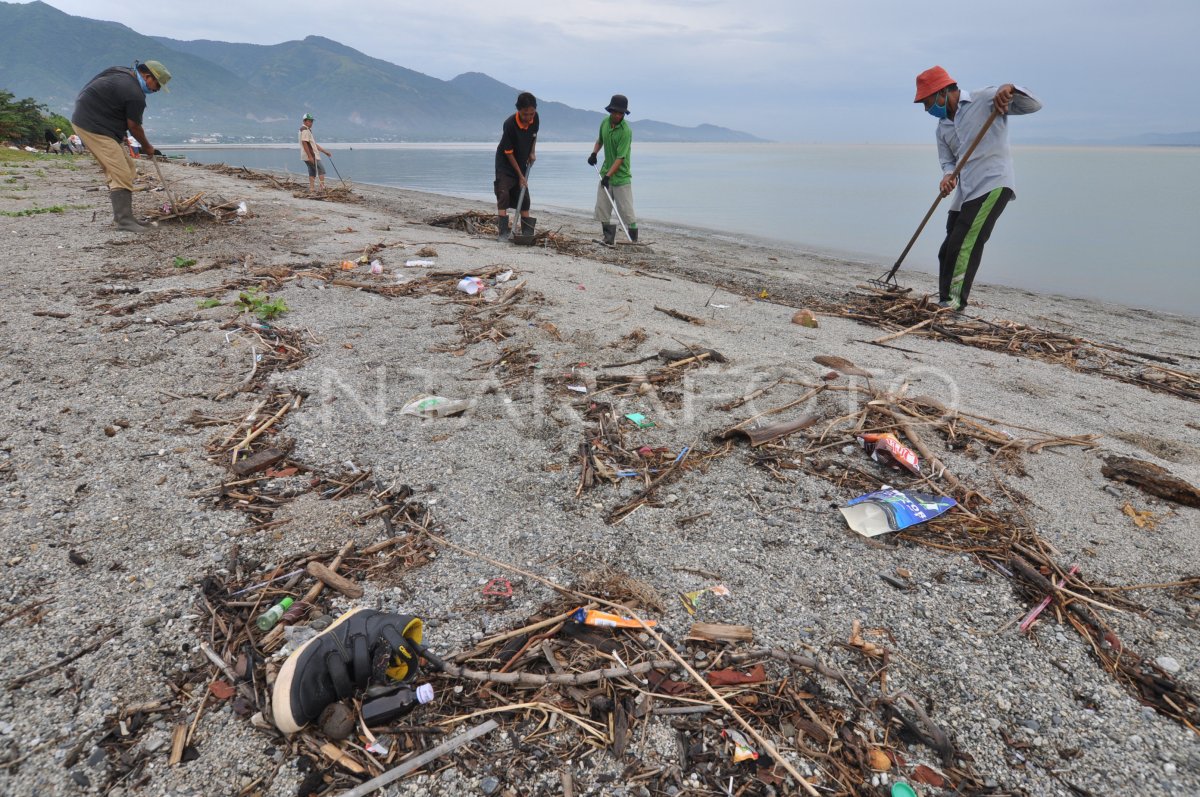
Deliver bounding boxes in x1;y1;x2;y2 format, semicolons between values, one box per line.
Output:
143;60;172;92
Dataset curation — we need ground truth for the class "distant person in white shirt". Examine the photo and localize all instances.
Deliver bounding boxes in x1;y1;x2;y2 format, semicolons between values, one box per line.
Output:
914;66;1042;311
298;113;332;194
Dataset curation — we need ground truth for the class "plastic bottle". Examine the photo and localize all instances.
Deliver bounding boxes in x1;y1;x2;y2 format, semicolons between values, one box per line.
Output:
255;597;294;631
361;684;435;725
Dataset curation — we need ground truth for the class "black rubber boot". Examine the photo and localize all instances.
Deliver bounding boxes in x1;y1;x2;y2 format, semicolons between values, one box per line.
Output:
110;189;149;232
271;608;424;733
602;223;616;246
629;226;638;243
497;215;511;241
520;217;537;237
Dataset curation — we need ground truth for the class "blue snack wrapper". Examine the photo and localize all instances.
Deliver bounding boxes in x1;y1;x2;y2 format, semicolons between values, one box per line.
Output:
840;486;956;537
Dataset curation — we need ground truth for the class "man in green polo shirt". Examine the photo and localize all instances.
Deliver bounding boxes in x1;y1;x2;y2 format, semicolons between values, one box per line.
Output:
587;94;637;245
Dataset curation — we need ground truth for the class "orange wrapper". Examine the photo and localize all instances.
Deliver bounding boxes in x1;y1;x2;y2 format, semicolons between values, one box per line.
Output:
858;432;920;474
572;608;656;629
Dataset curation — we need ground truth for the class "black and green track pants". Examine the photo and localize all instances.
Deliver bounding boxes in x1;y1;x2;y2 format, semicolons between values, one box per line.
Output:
937;186;1014;309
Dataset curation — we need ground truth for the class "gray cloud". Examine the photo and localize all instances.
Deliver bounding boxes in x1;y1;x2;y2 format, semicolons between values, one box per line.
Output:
38;0;1200;141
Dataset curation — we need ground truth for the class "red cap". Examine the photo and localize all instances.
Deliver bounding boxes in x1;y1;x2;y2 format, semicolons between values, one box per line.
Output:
914;66;955;102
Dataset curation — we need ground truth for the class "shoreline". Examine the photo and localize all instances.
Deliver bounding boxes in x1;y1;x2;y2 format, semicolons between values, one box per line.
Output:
0;155;1197;796
169;145;1200;319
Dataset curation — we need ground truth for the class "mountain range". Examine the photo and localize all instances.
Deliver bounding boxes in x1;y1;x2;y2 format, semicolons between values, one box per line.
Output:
0;1;763;144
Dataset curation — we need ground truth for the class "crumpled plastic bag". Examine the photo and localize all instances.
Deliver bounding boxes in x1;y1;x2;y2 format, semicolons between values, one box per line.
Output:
400;394;473;419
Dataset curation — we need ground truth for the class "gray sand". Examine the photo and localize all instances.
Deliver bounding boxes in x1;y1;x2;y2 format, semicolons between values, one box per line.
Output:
1;154;1197;796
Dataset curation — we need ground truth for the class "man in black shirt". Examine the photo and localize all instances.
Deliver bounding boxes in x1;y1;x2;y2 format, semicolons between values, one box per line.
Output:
493;92;539;241
71;60;171;232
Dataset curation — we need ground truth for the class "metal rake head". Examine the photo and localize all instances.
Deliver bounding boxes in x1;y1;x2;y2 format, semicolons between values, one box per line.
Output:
867;269;904;291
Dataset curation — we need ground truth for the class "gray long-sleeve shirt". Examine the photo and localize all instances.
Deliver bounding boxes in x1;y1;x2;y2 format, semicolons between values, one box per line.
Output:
936;85;1042;204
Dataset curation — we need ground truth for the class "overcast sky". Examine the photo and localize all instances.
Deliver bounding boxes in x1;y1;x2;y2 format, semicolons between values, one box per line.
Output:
36;0;1200;142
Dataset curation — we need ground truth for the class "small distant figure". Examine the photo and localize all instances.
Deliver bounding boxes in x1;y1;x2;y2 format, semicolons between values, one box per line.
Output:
914;66;1041;311
588;94;637;245
493;92;539;241
71;59;172;232
45;127;64;153
67;133;83;153
299;113;332;193
126;133;141;157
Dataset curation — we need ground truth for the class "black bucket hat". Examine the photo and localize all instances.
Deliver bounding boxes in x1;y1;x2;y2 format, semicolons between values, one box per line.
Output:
605;94;630;115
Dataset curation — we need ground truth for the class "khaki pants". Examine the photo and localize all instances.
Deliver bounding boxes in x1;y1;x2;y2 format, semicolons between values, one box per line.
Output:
75;127;138;192
594;182;636;228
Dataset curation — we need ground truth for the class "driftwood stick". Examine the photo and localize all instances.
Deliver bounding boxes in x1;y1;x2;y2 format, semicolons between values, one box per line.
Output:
452;607;589;663
883;406;986;512
307;561;364;598
540;641;589;703
603;354;659;369
653;305;704;325
9;628;122;687
231;397;295;460
213;345;259;401
435;658;677;686
663;352;712;369
199;642;239;682
607;445;694;523
732;385;826;430
718;378;782;412
881;693;955;766
0;598;54;628
872;317;933;344
335;719;499;797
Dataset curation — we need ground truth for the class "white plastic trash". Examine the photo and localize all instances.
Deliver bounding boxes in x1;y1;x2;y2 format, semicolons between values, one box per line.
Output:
400;394;474;419
405;259;435;267
236;201;248;216
457;276;485;295
370;259;383;274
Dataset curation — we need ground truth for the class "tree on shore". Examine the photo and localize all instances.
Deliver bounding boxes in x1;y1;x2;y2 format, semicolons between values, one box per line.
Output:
0;90;63;146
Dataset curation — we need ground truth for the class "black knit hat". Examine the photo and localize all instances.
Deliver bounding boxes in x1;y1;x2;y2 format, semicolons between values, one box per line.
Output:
604;94;630;115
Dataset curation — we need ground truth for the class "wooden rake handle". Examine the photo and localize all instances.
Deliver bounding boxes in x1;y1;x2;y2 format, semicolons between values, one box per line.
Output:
889;106;1002;273
150;155;180;214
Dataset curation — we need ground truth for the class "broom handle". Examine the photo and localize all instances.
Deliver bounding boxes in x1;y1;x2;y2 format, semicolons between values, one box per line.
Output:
890;107;1001;272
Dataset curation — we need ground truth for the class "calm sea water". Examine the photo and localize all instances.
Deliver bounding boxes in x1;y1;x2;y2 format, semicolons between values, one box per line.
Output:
170;141;1199;317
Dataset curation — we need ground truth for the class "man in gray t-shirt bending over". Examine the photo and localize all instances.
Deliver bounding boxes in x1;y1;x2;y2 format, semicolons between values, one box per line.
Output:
71;60;172;233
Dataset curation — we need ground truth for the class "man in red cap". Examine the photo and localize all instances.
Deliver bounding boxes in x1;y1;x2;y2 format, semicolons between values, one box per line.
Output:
914;66;1041;310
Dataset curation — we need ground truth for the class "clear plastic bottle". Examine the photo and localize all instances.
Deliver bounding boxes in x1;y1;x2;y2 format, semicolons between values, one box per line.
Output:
255;597;294;631
361;684;435;725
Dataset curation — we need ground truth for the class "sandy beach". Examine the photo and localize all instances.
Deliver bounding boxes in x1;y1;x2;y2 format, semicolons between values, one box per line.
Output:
1;153;1198;797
